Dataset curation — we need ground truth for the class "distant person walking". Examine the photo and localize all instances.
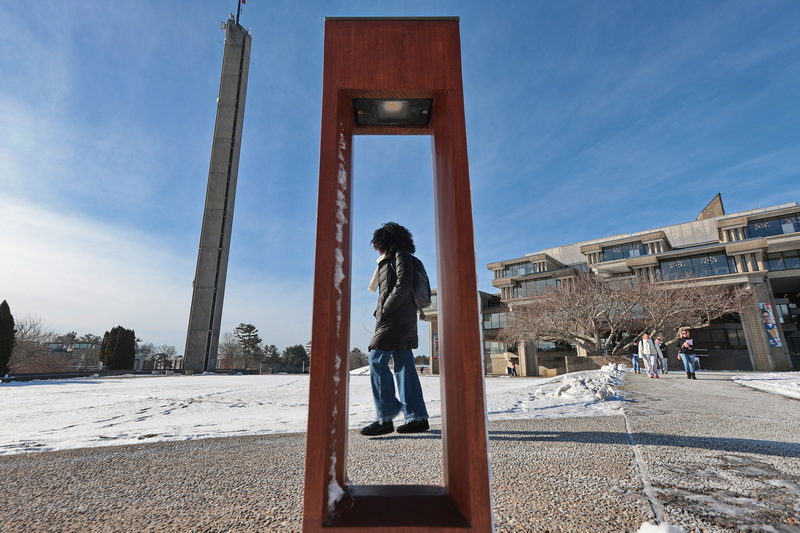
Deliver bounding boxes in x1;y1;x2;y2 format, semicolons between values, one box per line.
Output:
655;337;668;374
677;329;697;380
360;222;430;436
639;333;662;378
630;341;641;374
507;362;518;376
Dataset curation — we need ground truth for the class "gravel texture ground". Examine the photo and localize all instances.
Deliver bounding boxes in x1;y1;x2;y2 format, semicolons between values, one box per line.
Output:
1;371;798;532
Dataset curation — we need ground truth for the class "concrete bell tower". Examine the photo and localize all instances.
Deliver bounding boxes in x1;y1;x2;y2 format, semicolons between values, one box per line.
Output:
184;16;251;373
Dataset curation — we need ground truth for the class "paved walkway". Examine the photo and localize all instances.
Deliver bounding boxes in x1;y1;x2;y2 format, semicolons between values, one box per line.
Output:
1;371;798;532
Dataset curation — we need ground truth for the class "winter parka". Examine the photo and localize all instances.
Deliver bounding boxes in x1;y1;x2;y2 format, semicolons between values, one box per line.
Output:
368;249;419;352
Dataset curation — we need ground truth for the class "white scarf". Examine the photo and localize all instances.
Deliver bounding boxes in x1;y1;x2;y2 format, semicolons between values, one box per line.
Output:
368;253;388;293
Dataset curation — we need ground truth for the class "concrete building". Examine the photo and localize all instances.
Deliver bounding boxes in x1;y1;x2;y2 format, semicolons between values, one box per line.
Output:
423;290;503;376
483;198;799;376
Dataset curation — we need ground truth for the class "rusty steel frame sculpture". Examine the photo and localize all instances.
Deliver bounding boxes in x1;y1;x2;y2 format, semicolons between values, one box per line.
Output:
303;17;492;532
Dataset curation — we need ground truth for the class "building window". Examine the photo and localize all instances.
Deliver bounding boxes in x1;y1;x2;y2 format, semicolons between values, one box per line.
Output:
484;341;506;355
765;250;800;271
500;262;540;278
657;253;735;280
693;328;747;350
535;341;576;352
775;303;791;324
513;278;560;298
483;312;512;330
746;215;800;238
726;329;748;349
781;216;800;234
485;295;502;309
601;242;646;262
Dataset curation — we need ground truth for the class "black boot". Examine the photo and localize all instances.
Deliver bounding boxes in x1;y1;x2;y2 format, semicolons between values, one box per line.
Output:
360;421;394;436
691;372;697;380
687;372;692;379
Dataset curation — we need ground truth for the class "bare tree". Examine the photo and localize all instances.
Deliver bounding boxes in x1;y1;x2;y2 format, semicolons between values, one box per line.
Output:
217;331;242;370
9;316;61;373
500;273;640;357
138;342;157;360
634;278;751;345
499;273;751;358
153;345;178;369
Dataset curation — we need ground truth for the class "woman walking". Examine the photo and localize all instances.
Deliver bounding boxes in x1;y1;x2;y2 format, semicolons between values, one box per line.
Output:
677;329;697;380
360;222;430;436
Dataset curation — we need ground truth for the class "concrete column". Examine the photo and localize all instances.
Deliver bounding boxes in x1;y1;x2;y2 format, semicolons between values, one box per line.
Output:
748;254;759;272
518;340;539;377
754;252;765;271
184;21;252;373
429;319;440;375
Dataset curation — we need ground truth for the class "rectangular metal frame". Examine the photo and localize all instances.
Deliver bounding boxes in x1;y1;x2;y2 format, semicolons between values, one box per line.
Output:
303;18;492;532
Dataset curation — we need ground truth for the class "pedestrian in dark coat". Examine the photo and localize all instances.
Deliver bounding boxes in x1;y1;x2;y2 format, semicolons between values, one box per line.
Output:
369;248;418;352
360;222;429;436
630;340;641;374
655;337;668;374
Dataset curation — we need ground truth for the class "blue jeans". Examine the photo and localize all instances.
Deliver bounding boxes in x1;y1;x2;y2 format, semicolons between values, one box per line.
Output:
369;349;428;423
680;353;697;373
631;356;640;373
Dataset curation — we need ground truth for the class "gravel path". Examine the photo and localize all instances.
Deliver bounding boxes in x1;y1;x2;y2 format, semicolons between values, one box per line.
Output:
1;371;797;532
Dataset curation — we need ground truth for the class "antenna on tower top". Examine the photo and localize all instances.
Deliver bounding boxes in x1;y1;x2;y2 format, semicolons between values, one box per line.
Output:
236;0;245;26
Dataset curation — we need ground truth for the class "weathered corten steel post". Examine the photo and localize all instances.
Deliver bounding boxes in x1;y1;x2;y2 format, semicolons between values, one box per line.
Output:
303;17;493;532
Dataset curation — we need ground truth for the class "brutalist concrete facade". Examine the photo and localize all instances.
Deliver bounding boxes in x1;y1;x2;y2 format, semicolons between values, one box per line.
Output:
485;200;799;375
184;19;251;373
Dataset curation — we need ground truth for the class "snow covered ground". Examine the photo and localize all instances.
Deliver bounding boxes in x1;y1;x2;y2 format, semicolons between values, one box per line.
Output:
729;371;800;399
3;366;797;457
2;368;798;533
0;367;624;456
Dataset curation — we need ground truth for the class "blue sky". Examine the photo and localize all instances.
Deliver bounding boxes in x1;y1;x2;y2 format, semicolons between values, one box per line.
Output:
2;1;799;355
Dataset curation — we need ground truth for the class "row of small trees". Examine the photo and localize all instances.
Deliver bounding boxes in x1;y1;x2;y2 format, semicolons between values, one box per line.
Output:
216;323;311;373
0;300;176;374
2;304;426;376
0;302;104;374
215;324;432;374
347;347;429;371
498;273;752;357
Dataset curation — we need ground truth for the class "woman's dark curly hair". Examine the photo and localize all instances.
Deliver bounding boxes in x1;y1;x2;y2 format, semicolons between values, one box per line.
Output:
371;222;416;254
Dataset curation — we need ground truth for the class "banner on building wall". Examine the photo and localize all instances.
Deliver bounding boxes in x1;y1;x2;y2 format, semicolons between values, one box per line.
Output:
433;333;439;359
759;303;783;348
